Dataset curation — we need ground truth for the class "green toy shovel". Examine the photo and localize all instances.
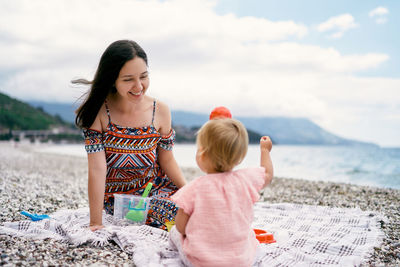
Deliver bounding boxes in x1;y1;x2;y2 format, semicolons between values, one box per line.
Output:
125;182;153;222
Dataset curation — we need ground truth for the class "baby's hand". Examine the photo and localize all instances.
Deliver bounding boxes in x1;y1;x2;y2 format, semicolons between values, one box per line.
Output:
260;136;272;152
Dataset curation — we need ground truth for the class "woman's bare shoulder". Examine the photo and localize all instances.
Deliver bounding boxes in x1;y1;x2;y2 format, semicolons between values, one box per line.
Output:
154;99;172;134
156;99;171;115
89;103;108;132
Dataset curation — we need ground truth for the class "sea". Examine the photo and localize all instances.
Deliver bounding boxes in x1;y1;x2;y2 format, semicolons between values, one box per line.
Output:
36;144;400;190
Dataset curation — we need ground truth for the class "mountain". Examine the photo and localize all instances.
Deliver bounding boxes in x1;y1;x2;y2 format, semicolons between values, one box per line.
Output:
26;101;375;146
235;116;365;145
0;93;82;142
29;100;78;124
0;92;72;130
172;110;374;146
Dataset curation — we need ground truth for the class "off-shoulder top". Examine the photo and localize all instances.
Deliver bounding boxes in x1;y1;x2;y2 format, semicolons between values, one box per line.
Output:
83;100;178;215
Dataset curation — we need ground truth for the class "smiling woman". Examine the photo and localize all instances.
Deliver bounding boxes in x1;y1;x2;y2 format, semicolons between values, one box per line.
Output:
72;40;187;231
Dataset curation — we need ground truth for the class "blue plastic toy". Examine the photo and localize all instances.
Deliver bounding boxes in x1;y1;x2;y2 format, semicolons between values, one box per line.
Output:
20;211;50;221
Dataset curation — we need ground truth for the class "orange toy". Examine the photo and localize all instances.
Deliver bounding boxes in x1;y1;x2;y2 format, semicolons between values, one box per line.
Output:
253;229;276;244
209;106;232;120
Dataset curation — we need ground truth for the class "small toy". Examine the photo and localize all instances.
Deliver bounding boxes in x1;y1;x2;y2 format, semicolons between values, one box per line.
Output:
125;182;153;222
20;211;50;221
253;228;276;244
165;219;176;232
209;106;232;120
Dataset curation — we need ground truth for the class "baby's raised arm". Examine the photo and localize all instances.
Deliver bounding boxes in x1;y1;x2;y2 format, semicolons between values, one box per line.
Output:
260;136;274;188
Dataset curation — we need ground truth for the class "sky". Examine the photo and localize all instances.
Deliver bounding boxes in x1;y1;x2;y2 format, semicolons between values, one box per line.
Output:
0;0;399;147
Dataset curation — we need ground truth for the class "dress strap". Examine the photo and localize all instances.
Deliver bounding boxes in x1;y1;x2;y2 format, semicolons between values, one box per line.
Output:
151;99;156;125
104;100;111;123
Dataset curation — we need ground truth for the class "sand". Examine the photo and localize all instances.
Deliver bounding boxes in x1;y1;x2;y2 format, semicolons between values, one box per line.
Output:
0;142;399;266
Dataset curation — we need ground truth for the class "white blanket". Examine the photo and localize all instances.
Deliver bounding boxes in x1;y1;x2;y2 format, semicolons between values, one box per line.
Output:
0;202;384;266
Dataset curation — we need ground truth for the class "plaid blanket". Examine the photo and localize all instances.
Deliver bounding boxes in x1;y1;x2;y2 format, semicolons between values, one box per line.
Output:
0;203;384;266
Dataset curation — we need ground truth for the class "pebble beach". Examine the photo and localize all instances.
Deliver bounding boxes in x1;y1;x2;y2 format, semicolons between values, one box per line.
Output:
0;142;399;266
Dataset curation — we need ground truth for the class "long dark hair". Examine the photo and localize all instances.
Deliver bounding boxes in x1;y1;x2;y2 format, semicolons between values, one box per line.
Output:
73;40;148;129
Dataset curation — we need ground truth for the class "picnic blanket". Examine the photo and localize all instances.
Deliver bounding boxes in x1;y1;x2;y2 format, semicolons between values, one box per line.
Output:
0;202;385;266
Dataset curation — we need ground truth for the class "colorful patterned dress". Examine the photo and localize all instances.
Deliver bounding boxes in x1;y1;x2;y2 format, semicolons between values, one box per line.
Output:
83;100;179;230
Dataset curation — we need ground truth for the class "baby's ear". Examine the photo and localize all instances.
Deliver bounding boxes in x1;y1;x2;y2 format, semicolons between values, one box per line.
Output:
198;149;207;158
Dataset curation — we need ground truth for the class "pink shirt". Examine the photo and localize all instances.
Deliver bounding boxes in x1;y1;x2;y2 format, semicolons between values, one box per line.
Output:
171;167;265;267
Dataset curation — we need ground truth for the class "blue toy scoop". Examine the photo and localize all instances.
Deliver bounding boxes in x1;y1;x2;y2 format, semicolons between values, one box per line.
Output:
21;211;50;221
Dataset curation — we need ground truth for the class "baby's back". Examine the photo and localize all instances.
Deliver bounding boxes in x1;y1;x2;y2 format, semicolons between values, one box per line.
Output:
183;167;265;267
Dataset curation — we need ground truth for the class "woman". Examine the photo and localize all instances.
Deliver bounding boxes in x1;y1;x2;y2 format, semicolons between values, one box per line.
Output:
74;40;186;231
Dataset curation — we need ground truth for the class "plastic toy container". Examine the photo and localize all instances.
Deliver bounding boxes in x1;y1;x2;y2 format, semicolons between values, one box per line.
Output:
113;194;152;224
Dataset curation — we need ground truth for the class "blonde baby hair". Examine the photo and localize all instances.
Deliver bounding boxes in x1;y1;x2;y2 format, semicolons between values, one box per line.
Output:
196;118;249;172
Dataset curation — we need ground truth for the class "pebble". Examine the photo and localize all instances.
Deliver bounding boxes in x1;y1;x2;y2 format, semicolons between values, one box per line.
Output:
1;142;400;266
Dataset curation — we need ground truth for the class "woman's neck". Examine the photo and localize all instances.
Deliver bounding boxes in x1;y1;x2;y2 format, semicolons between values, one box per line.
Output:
106;94;153;127
108;94;150;112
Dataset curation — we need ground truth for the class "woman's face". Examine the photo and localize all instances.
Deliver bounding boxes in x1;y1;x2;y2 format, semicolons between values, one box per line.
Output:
115;57;149;102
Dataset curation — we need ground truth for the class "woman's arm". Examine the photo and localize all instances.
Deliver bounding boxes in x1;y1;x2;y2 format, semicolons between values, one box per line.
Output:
156;101;187;188
175;208;190;236
158;149;186;188
87;152;107;230
86;110;108;231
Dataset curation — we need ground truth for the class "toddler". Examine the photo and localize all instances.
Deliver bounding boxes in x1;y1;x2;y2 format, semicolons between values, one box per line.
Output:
170;118;273;267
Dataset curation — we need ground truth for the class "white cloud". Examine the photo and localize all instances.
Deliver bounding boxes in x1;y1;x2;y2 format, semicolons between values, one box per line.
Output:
369;6;389;24
369;7;389;17
317;14;358;39
0;0;398;146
